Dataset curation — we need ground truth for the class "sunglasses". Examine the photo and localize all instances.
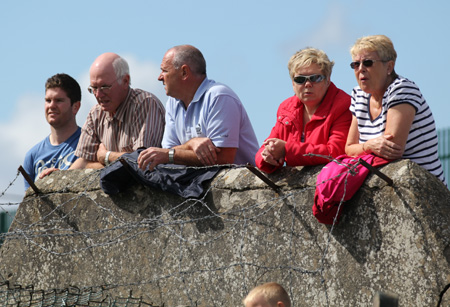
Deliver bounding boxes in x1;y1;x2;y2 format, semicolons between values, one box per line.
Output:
293;74;326;85
350;59;385;69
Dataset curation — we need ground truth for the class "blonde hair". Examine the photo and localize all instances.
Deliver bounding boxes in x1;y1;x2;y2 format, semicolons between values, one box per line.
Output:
243;282;291;307
288;47;334;80
350;34;397;63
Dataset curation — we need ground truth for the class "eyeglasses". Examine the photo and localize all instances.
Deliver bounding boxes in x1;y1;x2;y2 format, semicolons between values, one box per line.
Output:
350;59;385;70
293;74;326;85
87;79;119;95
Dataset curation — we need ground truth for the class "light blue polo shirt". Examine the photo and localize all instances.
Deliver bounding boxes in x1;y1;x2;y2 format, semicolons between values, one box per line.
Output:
162;78;258;165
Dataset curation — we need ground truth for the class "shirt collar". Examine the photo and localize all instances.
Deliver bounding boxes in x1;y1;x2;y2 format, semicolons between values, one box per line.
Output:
175;77;211;110
191;77;210;104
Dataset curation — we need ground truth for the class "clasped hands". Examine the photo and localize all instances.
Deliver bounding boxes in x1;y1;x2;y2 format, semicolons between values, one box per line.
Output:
260;138;286;166
364;134;403;160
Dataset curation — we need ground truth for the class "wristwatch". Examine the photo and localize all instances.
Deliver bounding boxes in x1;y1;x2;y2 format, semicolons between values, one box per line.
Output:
168;148;175;163
105;151;112;166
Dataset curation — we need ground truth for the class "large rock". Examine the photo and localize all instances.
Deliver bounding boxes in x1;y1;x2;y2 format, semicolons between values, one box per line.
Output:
0;159;449;306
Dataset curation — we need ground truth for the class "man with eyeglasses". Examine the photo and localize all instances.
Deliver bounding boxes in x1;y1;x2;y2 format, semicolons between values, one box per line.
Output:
23;73;82;190
137;45;258;171
69;52;165;170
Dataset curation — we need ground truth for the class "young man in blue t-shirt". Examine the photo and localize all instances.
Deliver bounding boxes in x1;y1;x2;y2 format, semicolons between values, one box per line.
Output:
22;73;82;190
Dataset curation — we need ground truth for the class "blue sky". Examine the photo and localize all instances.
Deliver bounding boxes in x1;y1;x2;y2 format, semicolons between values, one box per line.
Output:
1;0;449;203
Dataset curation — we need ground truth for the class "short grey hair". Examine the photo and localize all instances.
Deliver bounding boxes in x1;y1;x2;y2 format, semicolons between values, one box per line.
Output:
171;45;207;76
112;56;130;85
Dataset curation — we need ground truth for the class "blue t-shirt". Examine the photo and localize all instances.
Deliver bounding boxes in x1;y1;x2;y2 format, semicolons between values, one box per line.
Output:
23;127;81;190
162;78;258;165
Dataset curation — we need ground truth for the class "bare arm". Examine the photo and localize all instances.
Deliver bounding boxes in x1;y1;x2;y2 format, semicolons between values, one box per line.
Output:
345;116;366;157
383;103;416;150
39;156;101;179
345;104;415;159
175;137;236;165
96;143;126;166
137;137;237;171
69;158;103;170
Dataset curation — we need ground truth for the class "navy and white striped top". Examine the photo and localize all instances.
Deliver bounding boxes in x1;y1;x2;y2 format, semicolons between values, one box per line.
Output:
350;76;446;185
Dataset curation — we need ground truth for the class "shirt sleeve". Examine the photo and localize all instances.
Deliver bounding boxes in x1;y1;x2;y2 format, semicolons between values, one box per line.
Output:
74;111;100;161
350;89;357;115
204;94;241;148
134;96;166;150
386;79;421;112
22;151;34;190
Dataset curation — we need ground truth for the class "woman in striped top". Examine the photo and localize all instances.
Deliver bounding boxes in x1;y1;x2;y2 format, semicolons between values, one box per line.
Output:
345;35;446;185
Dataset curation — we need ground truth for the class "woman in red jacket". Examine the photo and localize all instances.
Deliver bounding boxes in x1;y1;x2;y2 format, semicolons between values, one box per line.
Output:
255;47;352;173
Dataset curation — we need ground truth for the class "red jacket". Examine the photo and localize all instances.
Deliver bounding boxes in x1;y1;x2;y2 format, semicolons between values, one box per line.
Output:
255;82;351;173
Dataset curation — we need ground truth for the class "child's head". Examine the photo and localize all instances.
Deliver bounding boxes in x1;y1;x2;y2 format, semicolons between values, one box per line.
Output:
243;282;291;307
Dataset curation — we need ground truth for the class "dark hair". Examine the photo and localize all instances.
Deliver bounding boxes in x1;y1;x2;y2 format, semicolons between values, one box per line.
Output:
45;73;81;105
172;45;207;76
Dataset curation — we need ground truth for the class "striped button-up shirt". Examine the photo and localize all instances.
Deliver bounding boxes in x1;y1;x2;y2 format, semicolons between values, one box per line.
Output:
75;88;165;161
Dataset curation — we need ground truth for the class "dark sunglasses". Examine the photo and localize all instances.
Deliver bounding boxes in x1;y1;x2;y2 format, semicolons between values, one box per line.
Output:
293;74;325;85
350;59;385;69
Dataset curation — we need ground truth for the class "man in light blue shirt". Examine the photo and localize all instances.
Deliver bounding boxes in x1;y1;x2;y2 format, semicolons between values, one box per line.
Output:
138;45;258;171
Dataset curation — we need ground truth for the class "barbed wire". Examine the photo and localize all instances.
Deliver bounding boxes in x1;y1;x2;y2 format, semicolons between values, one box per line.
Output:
0;155;365;306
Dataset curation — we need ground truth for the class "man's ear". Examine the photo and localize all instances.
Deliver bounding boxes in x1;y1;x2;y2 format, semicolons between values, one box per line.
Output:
72;101;81;114
277;302;285;307
181;64;190;80
122;74;131;87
